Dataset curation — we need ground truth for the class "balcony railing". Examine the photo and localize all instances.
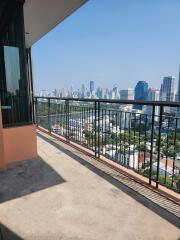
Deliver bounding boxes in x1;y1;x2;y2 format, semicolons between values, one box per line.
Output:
34;97;180;193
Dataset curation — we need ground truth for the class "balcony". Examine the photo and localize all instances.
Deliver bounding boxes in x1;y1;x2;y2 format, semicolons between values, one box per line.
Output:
0;130;179;239
0;97;180;239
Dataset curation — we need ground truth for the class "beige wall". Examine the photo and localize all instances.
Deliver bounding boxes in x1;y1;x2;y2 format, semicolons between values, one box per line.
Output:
0;105;37;169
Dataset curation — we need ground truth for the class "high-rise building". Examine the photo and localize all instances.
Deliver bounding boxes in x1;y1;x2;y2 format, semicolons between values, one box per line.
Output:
120;88;134;100
81;84;85;98
134;81;149;109
160;76;175;102
135;81;149;101
145;88;160;117
40;89;48;97
177;66;180;102
96;87;103;99
176;66;180;116
90;81;94;93
112;86;119;99
160;76;176;113
147;88;160;101
104;88;109;99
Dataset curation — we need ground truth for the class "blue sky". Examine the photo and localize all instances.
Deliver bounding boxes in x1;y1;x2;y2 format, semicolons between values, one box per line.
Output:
32;0;180;93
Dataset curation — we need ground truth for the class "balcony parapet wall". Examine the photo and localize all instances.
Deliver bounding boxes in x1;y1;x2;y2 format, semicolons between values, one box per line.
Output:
0;101;37;169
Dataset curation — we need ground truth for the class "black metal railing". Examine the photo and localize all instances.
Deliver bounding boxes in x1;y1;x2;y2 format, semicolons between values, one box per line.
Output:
34;96;180;193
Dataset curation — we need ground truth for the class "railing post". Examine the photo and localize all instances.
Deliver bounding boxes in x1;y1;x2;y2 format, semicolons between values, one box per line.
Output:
97;102;101;158
149;105;155;185
48;98;51;133
94;101;97;157
171;117;178;188
34;97;38;126
156;105;163;188
65;100;70;140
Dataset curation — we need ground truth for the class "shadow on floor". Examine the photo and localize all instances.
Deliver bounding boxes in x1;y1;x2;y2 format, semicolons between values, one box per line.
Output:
0;156;65;204
0;223;23;240
38;132;180;228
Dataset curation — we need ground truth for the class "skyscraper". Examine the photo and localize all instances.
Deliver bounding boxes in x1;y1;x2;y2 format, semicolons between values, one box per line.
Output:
112;86;119;99
160;76;175;102
177;66;180;102
90;81;94;93
81;84;85;98
147;88;160;101
134;81;149;109
96;87;103;99
145;88;160;116
176;66;180;116
135;81;149;101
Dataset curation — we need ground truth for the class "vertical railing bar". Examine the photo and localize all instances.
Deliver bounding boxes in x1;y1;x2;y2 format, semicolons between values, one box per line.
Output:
48;98;51;133
111;111;114;160
94;101;97;157
98;102;101;158
138;114;141;170
124;112;127;165
156;105;163;188
143;114;148;173
128;112;131;167
105;108;107;157
109;109;111;160
87;105;89;148
119;111;122;164
115;111;118;162
133;113;136;169
102;108;104;155
149;105;155;185
35;97;38;126
171;117;178;188
164;117;170;184
92;106;94;151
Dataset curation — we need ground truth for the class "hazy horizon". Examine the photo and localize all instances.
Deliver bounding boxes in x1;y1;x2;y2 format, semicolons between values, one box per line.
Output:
32;0;180;93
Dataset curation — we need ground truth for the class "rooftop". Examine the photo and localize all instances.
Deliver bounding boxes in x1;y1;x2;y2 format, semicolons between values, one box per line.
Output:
0;131;179;239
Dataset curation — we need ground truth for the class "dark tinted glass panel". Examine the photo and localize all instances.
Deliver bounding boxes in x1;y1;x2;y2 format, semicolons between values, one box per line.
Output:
4;46;20;94
0;1;32;127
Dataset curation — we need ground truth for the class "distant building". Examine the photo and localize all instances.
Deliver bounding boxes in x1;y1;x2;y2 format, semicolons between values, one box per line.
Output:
81;84;86;98
177;67;180;102
90;81;94;93
134;81;149;109
160;76;175;113
40;89;48;97
176;66;180;116
145;88;160;117
160;76;175;102
112;86;119;99
147;88;160;101
120;88;134;100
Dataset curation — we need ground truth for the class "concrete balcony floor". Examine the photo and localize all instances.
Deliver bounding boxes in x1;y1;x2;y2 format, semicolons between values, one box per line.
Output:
0;131;179;240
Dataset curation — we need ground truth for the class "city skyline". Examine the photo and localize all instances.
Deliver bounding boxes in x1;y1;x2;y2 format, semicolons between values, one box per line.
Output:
32;1;180;92
37;69;180;103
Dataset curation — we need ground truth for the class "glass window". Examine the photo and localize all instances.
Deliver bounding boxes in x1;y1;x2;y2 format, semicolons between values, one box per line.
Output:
4;46;20;95
0;1;33;127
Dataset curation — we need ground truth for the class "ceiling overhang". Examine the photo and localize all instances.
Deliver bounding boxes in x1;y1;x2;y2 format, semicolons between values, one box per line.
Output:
23;0;87;48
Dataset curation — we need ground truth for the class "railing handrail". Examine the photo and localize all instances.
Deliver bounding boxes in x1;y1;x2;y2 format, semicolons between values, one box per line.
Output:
34;96;180;107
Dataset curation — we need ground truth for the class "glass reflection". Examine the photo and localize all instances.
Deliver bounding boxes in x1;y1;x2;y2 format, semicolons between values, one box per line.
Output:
4;46;20;95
